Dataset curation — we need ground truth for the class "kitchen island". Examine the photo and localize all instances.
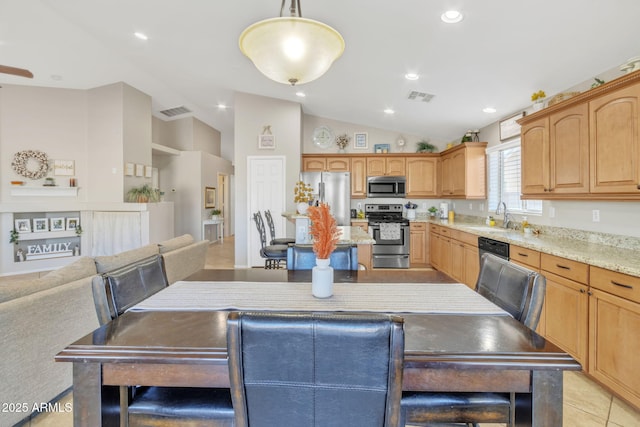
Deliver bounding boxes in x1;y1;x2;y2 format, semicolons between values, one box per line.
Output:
282;212;375;269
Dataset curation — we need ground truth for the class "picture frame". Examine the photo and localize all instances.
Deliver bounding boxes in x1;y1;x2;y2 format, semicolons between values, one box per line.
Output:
66;217;79;230
144;165;153;178
354;132;368;149
33;218;49;233
258;134;275;149
499;111;525;141
135;164;144;177
373;143;391;154
15;219;31;233
204;186;216;209
50;217;66;231
125;163;134;176
53;160;75;176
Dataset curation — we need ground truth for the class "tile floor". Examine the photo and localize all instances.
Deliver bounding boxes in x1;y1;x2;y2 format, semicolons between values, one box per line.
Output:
14;236;640;426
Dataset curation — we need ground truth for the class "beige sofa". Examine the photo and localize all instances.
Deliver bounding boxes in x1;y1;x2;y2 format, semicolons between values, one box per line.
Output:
0;234;208;427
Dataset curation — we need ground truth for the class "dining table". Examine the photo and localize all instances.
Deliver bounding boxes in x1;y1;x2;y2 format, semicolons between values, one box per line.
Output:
56;269;580;427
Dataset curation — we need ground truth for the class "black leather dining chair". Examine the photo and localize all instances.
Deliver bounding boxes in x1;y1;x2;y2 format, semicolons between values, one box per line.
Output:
286;243;358;270
264;209;295;246
227;311;405;427
253;211;287;269
400;253;547;427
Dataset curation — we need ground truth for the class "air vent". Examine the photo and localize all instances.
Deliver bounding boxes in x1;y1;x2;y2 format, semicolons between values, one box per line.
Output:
407;91;435;103
159;106;192;117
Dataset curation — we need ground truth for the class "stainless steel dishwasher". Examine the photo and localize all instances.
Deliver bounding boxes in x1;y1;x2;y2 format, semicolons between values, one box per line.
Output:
478;236;509;261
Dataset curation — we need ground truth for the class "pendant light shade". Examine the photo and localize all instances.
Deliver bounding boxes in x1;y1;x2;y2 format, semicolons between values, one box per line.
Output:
239;1;345;86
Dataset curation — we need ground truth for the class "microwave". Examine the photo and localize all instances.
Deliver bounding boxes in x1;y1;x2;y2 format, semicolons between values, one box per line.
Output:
367;176;406;198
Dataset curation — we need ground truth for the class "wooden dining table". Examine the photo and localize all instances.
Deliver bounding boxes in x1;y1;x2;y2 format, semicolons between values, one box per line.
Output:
56;269;580;427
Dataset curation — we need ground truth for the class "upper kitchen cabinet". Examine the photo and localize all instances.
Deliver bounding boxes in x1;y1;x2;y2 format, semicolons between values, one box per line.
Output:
301;156;350;172
439;142;487;199
367;156;406;176
521;103;589;197
519;70;640;200
406;157;438;198
589;83;640;194
350;157;367;198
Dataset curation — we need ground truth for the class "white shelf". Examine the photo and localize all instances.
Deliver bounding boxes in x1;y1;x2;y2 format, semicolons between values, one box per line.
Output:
17;230;79;241
10;186;79;197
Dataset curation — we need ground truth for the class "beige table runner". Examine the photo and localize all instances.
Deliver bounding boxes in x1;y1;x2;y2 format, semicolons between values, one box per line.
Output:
131;281;507;315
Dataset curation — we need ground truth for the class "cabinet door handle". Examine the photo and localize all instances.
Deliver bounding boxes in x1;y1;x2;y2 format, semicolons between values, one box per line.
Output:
518;252;529;257
611;280;633;289
556;264;571;270
579;289;586;294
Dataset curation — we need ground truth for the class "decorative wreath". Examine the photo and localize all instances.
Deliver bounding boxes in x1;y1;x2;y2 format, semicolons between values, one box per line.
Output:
11;150;50;180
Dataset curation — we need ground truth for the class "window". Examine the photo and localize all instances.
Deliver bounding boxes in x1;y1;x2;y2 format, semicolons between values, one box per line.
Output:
487;140;542;214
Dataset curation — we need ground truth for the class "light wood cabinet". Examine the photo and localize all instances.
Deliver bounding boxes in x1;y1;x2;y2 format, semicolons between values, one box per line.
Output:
541;253;590;365
301;156;326;171
521;104;590;197
429;225;451;275
409;222;429;267
429;225;441;270
589;267;640;409
439;142;487;199
301;157;349;172
448;229;479;288
367;156;405;176
350;157;367;198
519;70;640;200
406;157;438;198
589;83;640;194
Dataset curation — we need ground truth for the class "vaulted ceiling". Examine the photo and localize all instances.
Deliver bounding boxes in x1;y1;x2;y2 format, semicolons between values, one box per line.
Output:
2;0;639;148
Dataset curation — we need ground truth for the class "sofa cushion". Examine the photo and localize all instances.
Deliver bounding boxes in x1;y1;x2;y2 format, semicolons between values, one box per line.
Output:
162;240;209;284
94;244;159;274
42;256;97;285
0;257;97;303
0;275;100;426
158;234;195;254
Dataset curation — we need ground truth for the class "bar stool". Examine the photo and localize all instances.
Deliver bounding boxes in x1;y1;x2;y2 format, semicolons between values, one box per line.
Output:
264;209;295;245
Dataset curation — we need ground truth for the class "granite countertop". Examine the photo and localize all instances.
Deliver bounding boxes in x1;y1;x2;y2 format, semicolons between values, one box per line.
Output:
418;218;640;278
337;226;375;245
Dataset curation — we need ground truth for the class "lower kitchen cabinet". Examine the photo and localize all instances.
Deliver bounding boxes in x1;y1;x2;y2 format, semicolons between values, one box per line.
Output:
409;222;429;267
589;267;640;409
541;253;590;366
448;230;479;288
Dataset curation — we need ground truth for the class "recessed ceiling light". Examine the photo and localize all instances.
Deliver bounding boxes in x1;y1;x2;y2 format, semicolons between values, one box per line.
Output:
134;32;148;40
296;91;306;97
384;108;395;115
217;103;227;109
405;73;419;81
483;107;497;113
441;10;463;24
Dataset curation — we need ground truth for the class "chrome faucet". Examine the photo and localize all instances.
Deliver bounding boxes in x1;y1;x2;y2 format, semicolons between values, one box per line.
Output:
496;201;512;229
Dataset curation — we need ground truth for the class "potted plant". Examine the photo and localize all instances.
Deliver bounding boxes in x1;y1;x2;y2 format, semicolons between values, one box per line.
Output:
210;209;222;220
126;184;160;203
294;181;314;214
416;140;436;153
531;90;546;111
428;206;438;218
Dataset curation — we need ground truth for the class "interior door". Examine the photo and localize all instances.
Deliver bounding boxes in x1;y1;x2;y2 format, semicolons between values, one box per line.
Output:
247;156;286;267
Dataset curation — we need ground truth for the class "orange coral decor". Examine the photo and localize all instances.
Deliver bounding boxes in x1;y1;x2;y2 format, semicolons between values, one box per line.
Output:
307;203;341;259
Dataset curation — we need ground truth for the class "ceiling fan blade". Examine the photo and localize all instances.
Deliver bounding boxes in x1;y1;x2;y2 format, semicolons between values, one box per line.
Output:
0;65;34;78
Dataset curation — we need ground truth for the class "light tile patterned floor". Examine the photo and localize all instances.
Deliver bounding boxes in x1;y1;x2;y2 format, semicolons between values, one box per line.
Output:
16;236;640;426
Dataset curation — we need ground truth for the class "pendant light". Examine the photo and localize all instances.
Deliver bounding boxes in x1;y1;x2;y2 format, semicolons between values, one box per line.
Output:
239;0;345;86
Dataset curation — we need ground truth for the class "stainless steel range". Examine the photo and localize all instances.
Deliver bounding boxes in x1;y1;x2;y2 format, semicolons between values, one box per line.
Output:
365;204;410;269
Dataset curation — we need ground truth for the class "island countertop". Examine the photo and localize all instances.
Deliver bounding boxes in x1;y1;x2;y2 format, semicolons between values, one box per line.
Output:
282;212;374;245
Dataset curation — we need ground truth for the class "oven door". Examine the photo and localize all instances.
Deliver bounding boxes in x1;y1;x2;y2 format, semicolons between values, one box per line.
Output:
370;223;410;268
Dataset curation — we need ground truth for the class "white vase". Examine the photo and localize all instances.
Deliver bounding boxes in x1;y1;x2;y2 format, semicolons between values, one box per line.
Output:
406;208;416;220
312;258;334;298
297;202;309;215
532;100;545;111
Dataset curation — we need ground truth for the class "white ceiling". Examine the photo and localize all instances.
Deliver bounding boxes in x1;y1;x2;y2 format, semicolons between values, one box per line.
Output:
2;0;640;148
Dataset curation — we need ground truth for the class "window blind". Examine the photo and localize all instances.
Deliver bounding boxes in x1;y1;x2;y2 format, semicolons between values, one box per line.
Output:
486;140;542;214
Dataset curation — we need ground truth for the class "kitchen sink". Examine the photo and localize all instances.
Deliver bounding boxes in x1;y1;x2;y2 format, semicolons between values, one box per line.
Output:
464;225;511;233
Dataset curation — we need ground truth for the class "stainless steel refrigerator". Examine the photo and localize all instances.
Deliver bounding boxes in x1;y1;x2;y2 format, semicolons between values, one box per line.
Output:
299;171;351;226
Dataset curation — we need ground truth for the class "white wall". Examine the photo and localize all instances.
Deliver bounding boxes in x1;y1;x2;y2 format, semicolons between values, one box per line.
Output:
302;114;442;154
234;92;302;267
